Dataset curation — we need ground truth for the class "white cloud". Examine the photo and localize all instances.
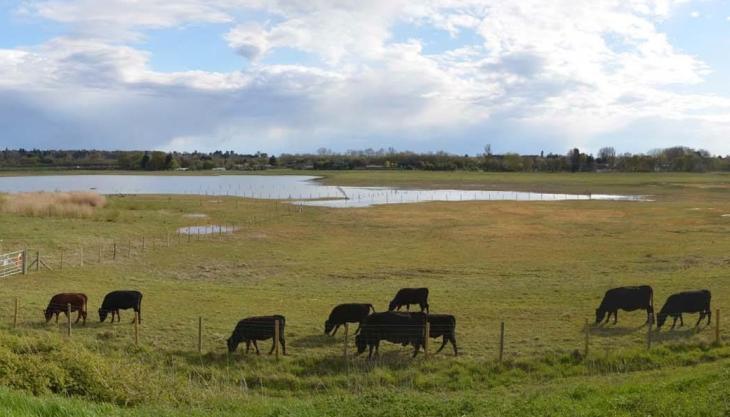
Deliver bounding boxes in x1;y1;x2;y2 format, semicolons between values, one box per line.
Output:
2;0;729;154
690;11;700;17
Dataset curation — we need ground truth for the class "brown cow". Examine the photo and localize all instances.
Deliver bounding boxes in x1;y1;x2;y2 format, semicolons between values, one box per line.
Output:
45;293;87;325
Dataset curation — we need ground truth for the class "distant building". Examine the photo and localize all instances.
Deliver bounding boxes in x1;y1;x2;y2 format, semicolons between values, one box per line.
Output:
212;167;226;171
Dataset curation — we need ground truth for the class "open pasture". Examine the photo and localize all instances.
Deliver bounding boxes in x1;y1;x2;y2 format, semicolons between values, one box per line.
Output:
0;171;729;415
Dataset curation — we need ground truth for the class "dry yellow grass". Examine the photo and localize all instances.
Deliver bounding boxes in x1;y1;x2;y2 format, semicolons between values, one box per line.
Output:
0;191;106;218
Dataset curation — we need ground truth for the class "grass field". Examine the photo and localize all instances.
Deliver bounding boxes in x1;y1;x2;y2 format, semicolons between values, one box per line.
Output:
0;171;729;415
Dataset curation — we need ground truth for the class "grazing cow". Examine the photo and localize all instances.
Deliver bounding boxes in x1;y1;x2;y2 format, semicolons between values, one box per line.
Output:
324;303;375;336
595;286;654;325
99;290;143;323
227;315;287;355
388;288;429;313
355;311;426;358
424;314;458;356
656;290;711;330
45;293;87;325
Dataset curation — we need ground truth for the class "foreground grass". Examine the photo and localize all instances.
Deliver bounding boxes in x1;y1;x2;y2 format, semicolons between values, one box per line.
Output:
0;171;729;415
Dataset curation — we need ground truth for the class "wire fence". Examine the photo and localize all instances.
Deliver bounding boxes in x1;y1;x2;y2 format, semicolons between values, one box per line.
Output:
0;293;722;364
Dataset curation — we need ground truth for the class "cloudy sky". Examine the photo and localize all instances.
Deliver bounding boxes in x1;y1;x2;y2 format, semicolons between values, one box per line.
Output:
1;0;729;155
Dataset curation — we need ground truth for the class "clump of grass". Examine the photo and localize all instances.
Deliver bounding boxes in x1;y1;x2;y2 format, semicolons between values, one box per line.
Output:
0;192;107;218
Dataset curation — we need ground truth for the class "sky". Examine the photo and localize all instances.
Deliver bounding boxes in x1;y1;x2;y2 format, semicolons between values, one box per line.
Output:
1;0;729;156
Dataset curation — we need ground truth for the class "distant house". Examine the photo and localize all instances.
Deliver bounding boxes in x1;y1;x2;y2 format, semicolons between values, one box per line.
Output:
212;167;226;171
175;167;189;171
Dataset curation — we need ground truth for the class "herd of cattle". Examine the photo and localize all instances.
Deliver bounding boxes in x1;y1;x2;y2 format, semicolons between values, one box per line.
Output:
41;285;713;359
596;286;712;329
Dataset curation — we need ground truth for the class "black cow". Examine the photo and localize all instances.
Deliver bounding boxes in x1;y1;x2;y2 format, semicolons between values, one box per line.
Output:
324;303;375;336
388;288;429;313
595;286;653;325
656;290;711;330
99;290;143;323
227;315;287;355
355;311;426;358
424;314;458;356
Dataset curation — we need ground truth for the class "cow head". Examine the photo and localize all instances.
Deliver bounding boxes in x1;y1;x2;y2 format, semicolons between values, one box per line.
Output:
595;309;606;324
388;300;397;311
98;308;108;322
227;336;240;353
355;334;367;355
324;320;334;335
43;309;53;323
655;313;667;329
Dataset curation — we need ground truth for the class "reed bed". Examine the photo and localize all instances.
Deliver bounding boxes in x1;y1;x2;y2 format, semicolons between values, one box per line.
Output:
0;192;107;218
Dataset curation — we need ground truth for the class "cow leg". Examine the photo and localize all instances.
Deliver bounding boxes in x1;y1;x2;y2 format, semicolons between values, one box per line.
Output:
354;323;362;335
331;324;340;336
280;337;286;355
253;340;261;355
613;310;618;325
450;336;458;356
244;340;250;354
368;344;374;359
55;312;59;324
679;314;684;327
436;336;448;354
707;309;712;326
269;340;276;355
75;310;81;323
695;313;704;328
412;341;420;357
671;316;677;330
406;304;410;311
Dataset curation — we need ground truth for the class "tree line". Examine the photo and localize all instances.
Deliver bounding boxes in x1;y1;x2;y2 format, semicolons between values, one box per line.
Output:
1;146;728;173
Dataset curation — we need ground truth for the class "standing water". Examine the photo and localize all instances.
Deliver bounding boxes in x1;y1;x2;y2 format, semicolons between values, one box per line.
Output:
0;175;646;208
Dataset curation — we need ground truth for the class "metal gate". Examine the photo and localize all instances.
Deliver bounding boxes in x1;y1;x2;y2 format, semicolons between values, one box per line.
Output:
0;250;24;278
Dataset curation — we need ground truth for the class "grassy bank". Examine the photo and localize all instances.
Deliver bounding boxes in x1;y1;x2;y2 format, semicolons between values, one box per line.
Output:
0;171;729;415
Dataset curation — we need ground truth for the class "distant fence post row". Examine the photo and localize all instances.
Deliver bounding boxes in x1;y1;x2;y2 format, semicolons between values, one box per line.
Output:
2;224;243;277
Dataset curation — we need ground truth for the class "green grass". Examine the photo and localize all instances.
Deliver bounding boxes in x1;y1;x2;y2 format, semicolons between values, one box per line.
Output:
0;171;729;415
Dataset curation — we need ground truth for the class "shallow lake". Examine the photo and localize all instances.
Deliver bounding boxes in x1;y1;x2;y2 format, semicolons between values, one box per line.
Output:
0;175;644;208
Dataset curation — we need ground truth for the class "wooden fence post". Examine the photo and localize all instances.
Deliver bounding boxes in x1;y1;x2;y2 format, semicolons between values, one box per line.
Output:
343;323;349;359
499;322;505;363
715;309;721;345
134;312;139;346
22;249;27;274
646;321;652;350
66;303;72;337
424;321;430;359
274;320;280;361
13;298;18;328
113;243;117;261
198;316;203;354
584;319;590;358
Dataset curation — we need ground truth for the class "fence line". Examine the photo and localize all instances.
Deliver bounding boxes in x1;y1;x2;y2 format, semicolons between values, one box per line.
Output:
0;298;724;364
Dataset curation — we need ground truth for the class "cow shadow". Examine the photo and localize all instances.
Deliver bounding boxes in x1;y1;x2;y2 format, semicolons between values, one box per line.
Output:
289;334;340;349
652;325;709;342
589;323;648;337
292;350;424;377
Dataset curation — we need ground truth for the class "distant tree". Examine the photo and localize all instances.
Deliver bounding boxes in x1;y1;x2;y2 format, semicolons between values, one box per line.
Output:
268;155;278;166
567;148;581;172
140;152;151;170
483;144;492;156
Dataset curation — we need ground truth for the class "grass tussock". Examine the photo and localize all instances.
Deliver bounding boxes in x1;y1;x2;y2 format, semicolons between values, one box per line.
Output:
0;192;107;218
